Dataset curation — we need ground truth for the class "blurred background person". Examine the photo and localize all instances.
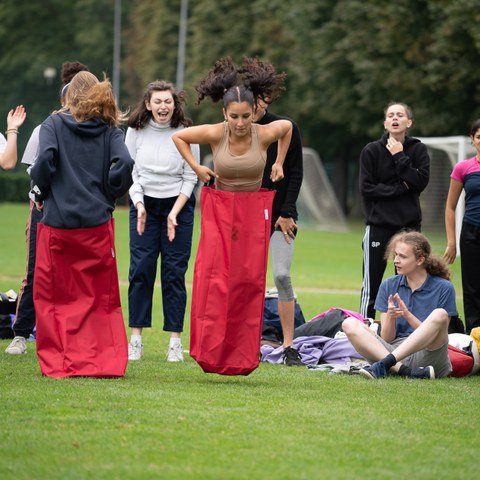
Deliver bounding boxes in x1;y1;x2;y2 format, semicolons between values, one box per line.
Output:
254;96;304;366
359;102;429;320
444;119;480;334
5;61;89;356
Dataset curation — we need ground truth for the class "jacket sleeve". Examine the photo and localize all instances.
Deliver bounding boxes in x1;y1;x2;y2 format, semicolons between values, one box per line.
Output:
107;127;134;199
29;119;58;202
359;144;408;199
280;121;303;218
393;143;430;193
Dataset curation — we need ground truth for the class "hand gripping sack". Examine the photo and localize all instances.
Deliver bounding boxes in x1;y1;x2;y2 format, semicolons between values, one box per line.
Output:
190;186;275;375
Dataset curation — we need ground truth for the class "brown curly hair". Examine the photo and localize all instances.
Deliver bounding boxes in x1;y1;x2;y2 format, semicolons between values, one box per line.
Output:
385;231;451;280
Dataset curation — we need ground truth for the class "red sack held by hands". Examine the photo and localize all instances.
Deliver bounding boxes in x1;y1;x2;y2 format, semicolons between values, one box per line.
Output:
190;186;275;375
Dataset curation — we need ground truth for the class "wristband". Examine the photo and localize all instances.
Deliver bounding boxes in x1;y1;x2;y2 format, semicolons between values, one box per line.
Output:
5;129;19;135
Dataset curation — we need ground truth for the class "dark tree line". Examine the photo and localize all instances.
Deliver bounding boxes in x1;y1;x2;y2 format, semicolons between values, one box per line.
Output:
1;0;479;214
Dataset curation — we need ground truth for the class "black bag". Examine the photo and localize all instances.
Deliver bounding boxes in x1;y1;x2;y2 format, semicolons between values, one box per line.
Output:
0;291;17;315
448;315;465;334
293;308;347;339
0;291;17;339
0;315;14;339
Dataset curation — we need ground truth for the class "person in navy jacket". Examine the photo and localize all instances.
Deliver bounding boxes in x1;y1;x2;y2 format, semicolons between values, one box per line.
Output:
30;71;134;378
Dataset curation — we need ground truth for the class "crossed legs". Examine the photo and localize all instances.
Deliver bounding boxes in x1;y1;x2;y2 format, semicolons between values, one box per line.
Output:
342;308;450;373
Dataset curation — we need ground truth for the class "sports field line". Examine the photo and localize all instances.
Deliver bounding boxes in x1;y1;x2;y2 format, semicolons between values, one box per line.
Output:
0;274;359;296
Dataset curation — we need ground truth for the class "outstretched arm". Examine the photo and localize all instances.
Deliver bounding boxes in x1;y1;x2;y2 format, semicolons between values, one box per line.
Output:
0;106;27;170
259;119;292;182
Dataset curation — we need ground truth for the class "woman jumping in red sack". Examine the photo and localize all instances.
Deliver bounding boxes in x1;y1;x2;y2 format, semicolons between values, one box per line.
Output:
173;56;292;192
172;57;292;375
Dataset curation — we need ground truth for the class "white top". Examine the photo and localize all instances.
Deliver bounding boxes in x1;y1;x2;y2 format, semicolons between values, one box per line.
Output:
0;133;6;153
21;125;41;167
125;120;199;206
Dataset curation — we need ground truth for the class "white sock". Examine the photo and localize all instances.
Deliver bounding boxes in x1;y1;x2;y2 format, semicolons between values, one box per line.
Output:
131;334;142;345
169;337;181;347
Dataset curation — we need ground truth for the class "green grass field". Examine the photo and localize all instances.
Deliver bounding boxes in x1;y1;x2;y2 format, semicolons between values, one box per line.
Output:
0;203;478;480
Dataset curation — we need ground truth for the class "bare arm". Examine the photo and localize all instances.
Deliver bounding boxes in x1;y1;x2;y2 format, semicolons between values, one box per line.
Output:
379;297;397;343
381;293;422;342
258;120;292;182
137;193;190;240
167;193;190;242
0;106;27;170
443;179;463;264
172;124;221;183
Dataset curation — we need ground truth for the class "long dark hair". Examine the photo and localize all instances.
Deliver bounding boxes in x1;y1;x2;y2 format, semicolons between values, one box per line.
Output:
128;80;192;129
385;231;451;280
195;56;286;109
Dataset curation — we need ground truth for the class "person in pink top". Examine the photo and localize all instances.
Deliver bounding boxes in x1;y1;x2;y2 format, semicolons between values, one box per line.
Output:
444;119;480;334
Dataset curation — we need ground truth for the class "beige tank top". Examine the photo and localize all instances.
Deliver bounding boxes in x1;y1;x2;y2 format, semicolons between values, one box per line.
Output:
214;122;266;192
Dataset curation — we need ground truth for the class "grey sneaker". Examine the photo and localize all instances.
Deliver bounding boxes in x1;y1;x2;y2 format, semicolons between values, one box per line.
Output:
128;341;143;361
166;343;184;362
5;336;27;355
409;366;435;380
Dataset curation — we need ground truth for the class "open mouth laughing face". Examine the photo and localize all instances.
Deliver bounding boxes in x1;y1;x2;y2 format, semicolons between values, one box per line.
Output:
146;90;175;125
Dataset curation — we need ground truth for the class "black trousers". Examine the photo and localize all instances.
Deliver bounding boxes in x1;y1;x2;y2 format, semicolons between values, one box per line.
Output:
460;221;480;334
128;194;195;332
360;224;420;319
13;202;42;338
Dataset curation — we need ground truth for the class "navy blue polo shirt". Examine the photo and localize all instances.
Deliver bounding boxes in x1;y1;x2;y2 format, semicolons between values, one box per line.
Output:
375;274;458;338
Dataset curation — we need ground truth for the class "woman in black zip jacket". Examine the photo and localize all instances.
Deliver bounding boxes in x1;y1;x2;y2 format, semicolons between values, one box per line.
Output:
359;102;430;320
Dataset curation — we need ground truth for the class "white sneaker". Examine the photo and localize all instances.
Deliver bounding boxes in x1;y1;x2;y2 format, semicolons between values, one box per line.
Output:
166;343;184;362
5;336;27;355
128;341;143;361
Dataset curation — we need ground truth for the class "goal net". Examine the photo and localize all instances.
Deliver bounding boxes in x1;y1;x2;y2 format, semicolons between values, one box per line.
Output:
198;148;348;232
297;148;348;231
417;136;475;244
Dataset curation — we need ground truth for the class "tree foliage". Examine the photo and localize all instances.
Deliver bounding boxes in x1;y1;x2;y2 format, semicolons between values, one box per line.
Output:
2;0;480;212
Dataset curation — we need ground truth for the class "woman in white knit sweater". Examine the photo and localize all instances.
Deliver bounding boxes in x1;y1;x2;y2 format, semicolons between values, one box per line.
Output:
125;80;199;362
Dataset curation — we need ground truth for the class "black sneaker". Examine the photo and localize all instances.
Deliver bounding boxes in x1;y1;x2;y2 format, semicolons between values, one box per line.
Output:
408;366;435;379
282;346;303;366
358;361;387;380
